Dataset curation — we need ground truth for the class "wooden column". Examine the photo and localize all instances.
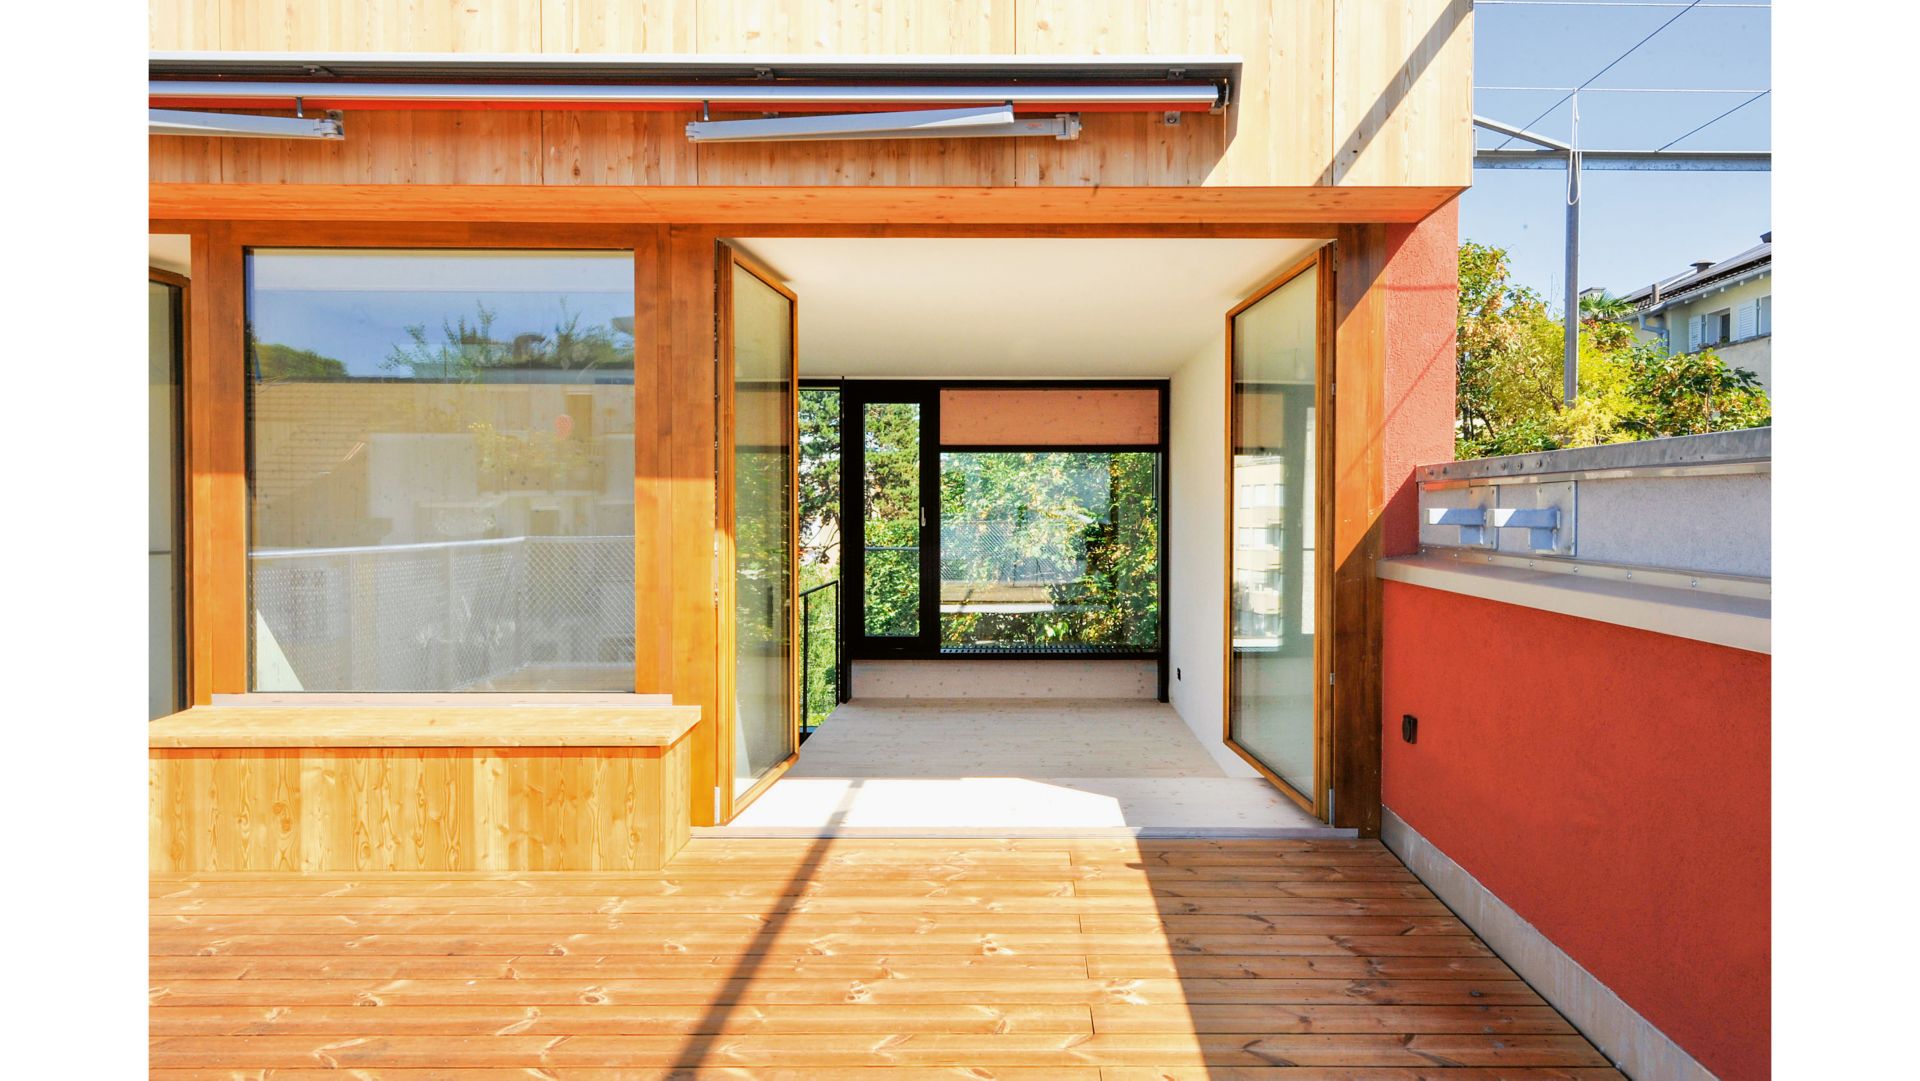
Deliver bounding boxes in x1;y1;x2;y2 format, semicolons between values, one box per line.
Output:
631;224;727;826
184;223;247;702
669;227;723;825
1331;224;1388;837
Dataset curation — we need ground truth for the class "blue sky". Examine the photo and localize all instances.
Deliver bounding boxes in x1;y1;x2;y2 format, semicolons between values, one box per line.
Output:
1462;1;1772;301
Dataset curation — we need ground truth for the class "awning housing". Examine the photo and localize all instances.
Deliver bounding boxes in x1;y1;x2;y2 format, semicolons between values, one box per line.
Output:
148;51;1237;115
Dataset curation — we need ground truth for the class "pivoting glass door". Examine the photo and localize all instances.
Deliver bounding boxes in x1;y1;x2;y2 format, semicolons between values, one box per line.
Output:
721;246;800;812
1226;254;1330;816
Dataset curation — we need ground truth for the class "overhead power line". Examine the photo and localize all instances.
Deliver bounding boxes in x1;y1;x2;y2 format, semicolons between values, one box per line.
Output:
1491;0;1709;150
1478;2;1768;8
1477;85;1771;94
1655;89;1771;151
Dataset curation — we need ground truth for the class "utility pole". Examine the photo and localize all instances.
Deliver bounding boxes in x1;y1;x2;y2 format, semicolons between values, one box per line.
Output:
1563;144;1580;406
1472;115;1770;408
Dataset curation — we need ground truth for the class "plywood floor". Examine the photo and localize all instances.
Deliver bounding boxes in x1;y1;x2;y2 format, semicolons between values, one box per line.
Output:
150;838;1619;1077
731;699;1329;832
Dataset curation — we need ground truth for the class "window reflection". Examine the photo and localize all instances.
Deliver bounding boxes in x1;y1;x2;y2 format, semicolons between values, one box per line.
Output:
244;250;636;692
1229;264;1321;798
939;451;1161;652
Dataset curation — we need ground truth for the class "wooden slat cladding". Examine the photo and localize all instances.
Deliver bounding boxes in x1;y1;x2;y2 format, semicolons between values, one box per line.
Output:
148;838;1615;1075
149;741;692;872
148;1;1473;190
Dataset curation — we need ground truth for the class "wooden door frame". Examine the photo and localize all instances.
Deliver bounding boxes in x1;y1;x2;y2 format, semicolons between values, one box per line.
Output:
716;242;803;819
1221;248;1337;819
149;266;193;714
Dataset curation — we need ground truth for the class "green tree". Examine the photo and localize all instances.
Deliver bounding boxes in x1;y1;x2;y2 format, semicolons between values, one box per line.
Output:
1455;242;1769;458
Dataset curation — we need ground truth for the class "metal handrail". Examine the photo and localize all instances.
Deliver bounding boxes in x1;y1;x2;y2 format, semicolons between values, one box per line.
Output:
797;579;843;732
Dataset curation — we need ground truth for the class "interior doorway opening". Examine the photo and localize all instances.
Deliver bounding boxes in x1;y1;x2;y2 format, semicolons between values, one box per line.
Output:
718;236;1340;834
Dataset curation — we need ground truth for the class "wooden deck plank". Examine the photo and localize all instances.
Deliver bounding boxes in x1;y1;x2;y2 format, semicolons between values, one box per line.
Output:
149;838;1608;1073
149;1003;1097;1036
150;895;1456;916
149;932;1497;957
148;1071;1620;1081
149;977;1545;1007
148;1032;1612;1068
152;912;1468;936
149;1070;1100;1080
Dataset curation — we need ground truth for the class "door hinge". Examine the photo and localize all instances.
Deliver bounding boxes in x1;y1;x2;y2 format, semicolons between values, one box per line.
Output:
713;788;722;823
1327;787;1335;824
1327;671;1334;686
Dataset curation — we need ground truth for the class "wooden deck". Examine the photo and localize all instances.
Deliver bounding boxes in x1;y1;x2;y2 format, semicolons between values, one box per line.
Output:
150;838;1619;1078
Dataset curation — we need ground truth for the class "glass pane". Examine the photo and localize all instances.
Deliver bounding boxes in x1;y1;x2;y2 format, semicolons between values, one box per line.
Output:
940;451;1160;652
798;388;842;729
149;280;184;718
731;263;795;792
244;250;636;692
1229;264;1320;798
862;401;921;637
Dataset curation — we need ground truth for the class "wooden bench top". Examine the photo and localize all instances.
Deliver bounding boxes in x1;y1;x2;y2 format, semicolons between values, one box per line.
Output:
149;704;701;749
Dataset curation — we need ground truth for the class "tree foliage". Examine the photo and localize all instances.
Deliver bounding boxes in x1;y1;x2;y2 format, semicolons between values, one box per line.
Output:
383;301;633;381
248;338;348;381
1455;241;1770;459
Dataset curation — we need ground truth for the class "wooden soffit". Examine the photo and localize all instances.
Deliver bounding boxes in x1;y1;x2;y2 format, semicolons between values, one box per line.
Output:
149;183;1463;226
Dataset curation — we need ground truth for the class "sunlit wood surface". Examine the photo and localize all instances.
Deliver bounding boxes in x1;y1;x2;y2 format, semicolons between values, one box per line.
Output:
150;837;1618;1077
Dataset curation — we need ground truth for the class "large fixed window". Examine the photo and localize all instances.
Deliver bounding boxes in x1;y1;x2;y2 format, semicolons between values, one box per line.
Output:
243;250;636;692
841;383;1164;663
939;451;1161;652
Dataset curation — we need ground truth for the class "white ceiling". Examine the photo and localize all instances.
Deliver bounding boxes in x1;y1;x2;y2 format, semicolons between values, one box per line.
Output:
732;237;1323;378
150;234;192;276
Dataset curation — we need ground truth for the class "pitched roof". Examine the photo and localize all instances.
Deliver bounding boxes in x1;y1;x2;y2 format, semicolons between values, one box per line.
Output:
1618;234;1771;312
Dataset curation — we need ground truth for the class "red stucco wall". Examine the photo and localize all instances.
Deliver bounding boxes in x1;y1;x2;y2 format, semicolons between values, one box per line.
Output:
1382;581;1772;1080
1382;203;1460;557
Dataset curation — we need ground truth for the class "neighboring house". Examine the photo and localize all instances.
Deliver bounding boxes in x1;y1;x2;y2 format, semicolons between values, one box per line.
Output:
1615;231;1774;390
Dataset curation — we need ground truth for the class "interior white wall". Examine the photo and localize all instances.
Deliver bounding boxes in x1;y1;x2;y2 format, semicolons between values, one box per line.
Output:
734;237;1319;378
1167;334;1258;779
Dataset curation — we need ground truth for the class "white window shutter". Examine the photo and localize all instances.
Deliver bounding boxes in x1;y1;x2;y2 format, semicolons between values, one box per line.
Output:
1736;301;1757;341
1687;314;1703;352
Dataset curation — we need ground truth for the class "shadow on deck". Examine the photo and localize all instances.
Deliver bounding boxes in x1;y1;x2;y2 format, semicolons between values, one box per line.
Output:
149;837;1619;1076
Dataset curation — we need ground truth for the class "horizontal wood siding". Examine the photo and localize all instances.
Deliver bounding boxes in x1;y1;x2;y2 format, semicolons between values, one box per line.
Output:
148;0;1472;189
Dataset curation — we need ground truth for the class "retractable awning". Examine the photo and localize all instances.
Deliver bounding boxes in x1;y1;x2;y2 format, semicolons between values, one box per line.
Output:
149;51;1236;114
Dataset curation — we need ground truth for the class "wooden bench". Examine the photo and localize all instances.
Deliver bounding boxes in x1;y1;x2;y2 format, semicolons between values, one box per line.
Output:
149;697;700;873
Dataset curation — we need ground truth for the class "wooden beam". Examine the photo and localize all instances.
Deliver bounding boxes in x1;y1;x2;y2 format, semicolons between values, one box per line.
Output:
1330;225;1388;837
632;228;674;695
668;226;723;825
149;184;1464;226
184;223;246;702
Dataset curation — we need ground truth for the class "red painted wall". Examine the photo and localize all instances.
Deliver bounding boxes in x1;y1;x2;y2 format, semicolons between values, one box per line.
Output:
1382;582;1771;1080
1382;202;1460;557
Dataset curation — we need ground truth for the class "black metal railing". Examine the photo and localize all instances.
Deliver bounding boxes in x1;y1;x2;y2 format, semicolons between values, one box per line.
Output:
798;579;844;735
